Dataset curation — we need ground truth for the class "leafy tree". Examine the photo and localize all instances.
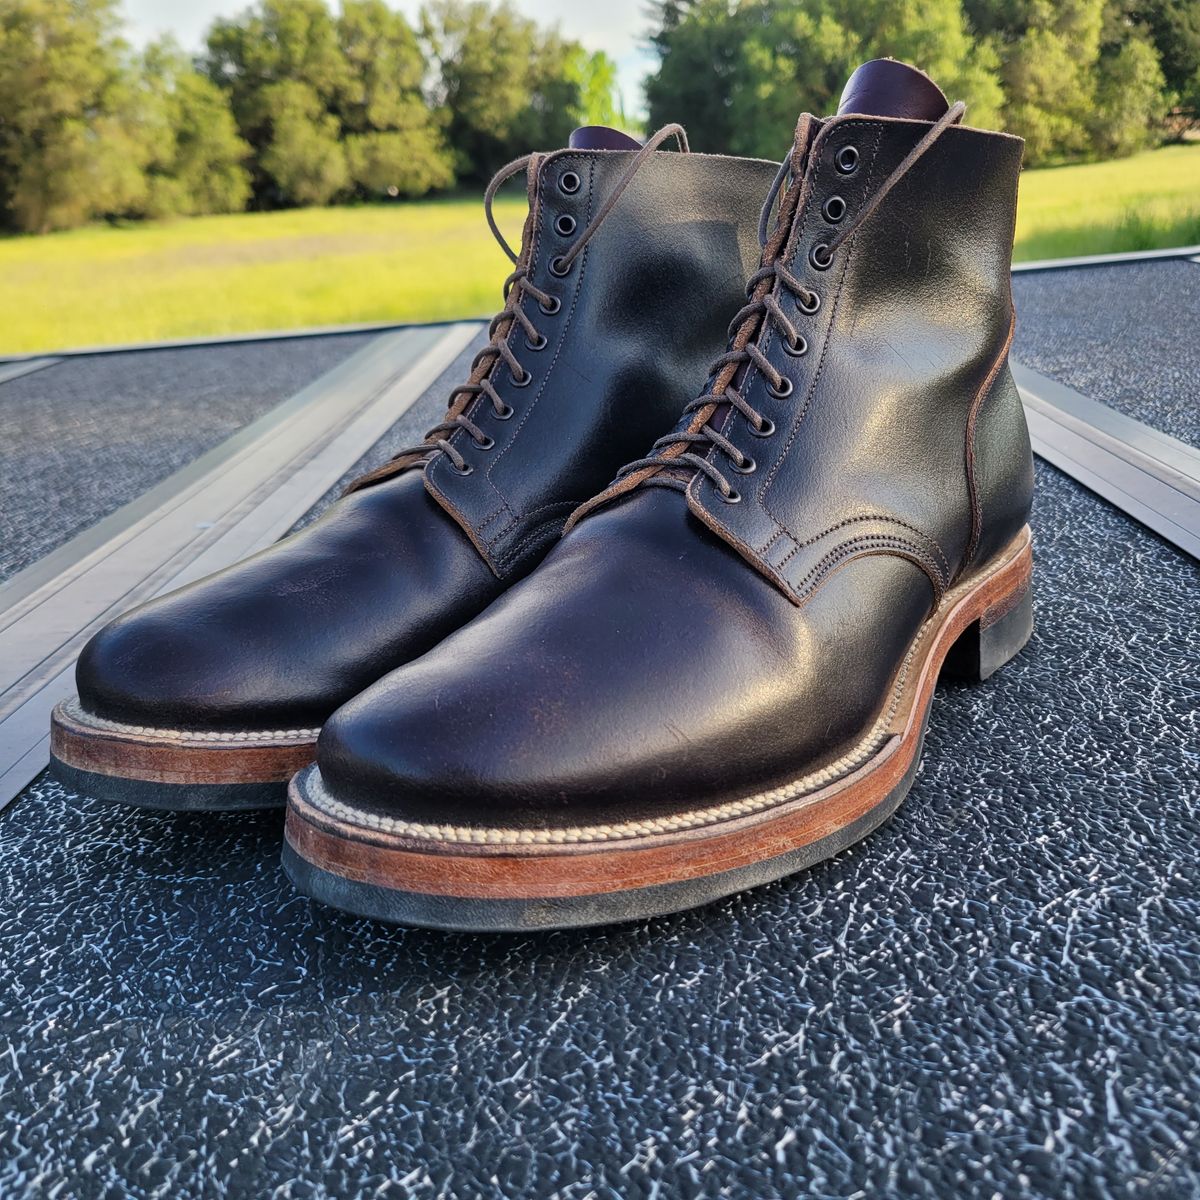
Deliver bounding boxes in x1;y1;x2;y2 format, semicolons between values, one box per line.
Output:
645;0;1172;165
259;80;350;205
646;0;746;151
422;0;549;178
848;0;1005;127
421;1;621;181
205;0;349;136
335;0;454;197
513;28;597;149
204;0;351;204
645;0;1003;160
1092;22;1168;156
205;0;451;204
988;0;1168;163
999;0;1104;163
1129;0;1200;94
0;0;148;232
138;39;251;218
566;46;623;128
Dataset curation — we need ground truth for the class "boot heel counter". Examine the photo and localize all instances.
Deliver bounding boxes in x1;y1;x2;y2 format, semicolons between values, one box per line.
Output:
969;362;1033;570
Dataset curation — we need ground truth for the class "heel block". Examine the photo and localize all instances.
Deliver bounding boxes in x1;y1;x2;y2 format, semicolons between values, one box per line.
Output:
942;577;1033;682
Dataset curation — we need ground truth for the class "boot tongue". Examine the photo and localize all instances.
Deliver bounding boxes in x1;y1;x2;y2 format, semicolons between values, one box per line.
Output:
568;125;642;150
837;58;949;121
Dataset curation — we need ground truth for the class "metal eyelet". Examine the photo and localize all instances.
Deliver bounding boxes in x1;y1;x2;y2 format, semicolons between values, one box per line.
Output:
784;334;808;357
798;291;821;315
494;403;515;420
749;418;776;438
539;296;561;315
720;488;742;504
559;170;581;195
554;214;576;237
475;435;495;450
549;256;572;278
510;369;532;388
810;243;834;271
525;333;547;351
822;195;846;223
769;377;794;400
451;462;473;476
730;455;756;475
835;145;859;174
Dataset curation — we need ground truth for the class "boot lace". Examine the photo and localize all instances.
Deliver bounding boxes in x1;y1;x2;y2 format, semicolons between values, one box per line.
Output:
351;124;689;484
615;102;966;502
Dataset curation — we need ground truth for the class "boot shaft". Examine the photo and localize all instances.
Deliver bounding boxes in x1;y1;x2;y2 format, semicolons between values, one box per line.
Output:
689;114;1026;600
585;108;1031;606
423;146;780;578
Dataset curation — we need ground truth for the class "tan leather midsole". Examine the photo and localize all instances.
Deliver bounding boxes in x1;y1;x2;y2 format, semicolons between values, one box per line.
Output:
50;697;317;785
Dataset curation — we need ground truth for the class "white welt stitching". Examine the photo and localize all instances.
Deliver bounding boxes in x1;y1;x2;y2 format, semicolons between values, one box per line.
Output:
303;723;895;846
64;698;320;744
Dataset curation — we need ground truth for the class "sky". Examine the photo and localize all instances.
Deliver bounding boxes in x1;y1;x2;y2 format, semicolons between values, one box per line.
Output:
120;0;657;119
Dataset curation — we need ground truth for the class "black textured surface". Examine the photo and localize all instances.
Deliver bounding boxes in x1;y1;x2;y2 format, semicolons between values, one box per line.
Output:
1;461;1197;1198
0;334;376;584
1012;259;1200;447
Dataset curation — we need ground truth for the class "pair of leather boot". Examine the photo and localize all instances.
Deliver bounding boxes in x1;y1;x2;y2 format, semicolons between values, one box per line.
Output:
50;60;1033;932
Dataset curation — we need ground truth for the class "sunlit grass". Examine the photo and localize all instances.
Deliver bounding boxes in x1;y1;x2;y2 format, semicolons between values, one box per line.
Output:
1013;142;1200;261
2;144;1197;354
0;195;528;355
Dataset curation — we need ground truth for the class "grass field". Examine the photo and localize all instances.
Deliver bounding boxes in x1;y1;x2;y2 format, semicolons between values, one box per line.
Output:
1012;142;1200;261
2;143;1197;355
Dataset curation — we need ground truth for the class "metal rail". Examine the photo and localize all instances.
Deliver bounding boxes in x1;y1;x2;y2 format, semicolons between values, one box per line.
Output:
0;357;60;384
1013;361;1200;560
0;319;472;366
1011;243;1200;274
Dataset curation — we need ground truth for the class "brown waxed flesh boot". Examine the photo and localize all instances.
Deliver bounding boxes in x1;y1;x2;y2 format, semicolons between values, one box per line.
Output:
283;61;1034;929
51;126;781;811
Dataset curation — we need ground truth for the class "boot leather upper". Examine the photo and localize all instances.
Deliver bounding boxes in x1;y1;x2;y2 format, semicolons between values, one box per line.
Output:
315;113;1034;830
682;114;1029;605
76;148;780;731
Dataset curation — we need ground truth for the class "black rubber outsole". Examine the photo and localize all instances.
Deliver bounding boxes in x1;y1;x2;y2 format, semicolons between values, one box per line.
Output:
49;756;287;812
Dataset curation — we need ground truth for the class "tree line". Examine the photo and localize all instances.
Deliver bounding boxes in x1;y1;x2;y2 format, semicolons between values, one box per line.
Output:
1;0;1196;235
0;0;619;233
646;0;1200;165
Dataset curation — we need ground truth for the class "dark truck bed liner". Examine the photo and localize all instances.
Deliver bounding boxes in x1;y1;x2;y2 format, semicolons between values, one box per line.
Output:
0;259;1197;1199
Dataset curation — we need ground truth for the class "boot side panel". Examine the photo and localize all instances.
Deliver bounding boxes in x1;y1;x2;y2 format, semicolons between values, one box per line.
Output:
686;118;1025;604
966;362;1034;573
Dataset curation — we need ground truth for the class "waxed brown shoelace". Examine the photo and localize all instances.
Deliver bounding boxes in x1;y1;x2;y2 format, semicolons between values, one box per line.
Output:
350;124;689;485
614;102;966;503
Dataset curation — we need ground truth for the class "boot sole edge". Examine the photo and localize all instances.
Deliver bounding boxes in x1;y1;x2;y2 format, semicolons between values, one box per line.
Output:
48;699;314;809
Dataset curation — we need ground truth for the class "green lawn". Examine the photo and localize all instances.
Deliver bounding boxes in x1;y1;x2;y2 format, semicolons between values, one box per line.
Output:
0;195;529;355
2;143;1198;355
1013;142;1200;261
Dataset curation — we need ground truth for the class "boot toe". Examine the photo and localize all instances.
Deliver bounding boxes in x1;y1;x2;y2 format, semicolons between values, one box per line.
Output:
76;604;232;730
315;680;505;828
